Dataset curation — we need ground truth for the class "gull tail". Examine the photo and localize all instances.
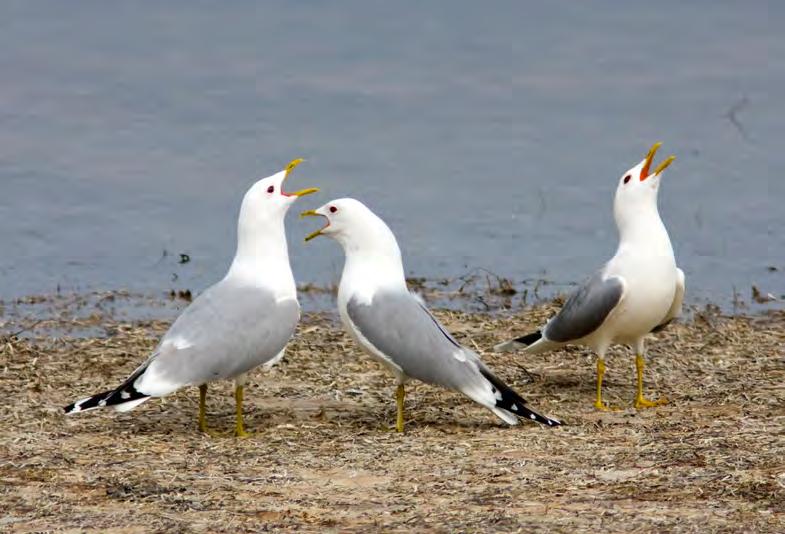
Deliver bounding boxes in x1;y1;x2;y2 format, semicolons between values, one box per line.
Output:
480;369;562;427
494;330;542;352
64;367;151;414
494;330;560;355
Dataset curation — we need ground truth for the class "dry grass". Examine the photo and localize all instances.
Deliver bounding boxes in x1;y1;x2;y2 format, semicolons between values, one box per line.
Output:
1;295;783;532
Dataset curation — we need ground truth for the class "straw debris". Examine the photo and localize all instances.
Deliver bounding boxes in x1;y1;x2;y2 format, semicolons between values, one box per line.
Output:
1;295;783;532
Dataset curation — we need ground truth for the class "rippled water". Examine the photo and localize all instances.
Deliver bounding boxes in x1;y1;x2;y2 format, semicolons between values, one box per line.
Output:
1;1;782;310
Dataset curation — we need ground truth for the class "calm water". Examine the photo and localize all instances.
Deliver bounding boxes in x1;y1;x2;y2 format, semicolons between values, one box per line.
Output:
1;1;783;310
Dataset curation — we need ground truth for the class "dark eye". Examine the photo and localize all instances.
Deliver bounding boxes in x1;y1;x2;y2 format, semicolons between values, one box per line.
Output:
329;206;337;213
267;185;274;193
623;175;631;184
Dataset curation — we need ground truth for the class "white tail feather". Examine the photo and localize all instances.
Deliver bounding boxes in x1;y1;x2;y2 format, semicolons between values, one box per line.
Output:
112;397;150;412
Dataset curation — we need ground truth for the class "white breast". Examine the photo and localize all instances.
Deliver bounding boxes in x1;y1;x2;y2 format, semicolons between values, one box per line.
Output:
603;252;677;343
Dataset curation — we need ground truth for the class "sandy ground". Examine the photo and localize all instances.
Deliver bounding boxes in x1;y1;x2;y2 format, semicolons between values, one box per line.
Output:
1;295;783;533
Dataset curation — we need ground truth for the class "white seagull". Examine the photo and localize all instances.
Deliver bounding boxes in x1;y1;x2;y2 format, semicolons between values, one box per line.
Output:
301;198;561;432
495;142;683;410
64;159;319;437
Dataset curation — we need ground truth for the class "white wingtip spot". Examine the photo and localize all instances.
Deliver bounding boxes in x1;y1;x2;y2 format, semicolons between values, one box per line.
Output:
67;403;83;414
530;414;536;420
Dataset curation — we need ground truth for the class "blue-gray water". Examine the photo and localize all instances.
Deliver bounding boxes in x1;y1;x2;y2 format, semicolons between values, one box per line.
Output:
0;1;783;310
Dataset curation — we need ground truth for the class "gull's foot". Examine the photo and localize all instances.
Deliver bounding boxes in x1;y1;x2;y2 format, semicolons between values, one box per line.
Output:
235;428;253;439
593;400;621;412
383;422;406;433
234;419;254;439
199;426;253;438
381;420;406;433
634;396;668;409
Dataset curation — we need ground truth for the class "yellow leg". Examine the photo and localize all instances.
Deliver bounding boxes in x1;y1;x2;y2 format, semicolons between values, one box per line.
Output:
593;357;612;411
235;385;251;438
634;354;668;409
395;384;405;433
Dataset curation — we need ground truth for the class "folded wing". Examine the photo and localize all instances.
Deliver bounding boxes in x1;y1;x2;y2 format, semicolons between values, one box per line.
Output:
544;271;625;343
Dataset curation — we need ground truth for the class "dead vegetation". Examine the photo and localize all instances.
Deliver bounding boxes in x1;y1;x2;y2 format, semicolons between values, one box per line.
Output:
0;294;783;532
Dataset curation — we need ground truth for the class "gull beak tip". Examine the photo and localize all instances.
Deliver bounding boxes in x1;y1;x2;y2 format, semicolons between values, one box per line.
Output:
294;187;320;197
284;158;306;176
641;142;669;180
653;154;676;176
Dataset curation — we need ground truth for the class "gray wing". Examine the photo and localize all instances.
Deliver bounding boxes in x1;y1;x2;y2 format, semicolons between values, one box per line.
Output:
138;281;300;393
346;290;483;391
544;271;625;343
651;268;685;333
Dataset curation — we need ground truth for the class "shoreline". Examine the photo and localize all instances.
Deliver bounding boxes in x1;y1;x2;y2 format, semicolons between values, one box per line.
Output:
1;277;782;338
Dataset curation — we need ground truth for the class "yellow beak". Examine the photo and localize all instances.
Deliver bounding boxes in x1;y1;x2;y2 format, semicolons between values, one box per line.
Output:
300;209;327;242
653;155;676;176
282;158;319;197
640;142;675;180
640;142;661;180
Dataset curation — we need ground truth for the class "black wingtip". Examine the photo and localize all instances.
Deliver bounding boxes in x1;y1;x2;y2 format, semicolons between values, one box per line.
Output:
480;368;562;427
520;407;563;427
650;319;673;334
63;388;115;414
513;330;542;346
64;366;150;415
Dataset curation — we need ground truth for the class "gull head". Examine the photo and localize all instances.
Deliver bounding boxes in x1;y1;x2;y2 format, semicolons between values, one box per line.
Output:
238;158;319;230
613;142;675;225
300;198;400;255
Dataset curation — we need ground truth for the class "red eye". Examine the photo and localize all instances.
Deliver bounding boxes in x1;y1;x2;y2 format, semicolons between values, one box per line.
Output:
623;175;631;184
329;206;337;213
267;185;274;193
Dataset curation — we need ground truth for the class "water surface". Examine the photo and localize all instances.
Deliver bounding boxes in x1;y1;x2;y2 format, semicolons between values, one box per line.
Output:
1;1;782;310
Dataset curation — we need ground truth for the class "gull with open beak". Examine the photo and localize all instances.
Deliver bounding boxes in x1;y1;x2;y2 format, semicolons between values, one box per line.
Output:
64;159;318;437
302;198;561;431
495;143;683;411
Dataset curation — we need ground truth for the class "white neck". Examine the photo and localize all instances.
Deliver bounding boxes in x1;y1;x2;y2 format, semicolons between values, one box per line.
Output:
337;223;407;305
614;204;674;259
226;216;297;300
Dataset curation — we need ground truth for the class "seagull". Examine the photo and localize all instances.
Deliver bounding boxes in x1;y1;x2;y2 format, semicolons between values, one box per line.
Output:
495;142;683;411
301;198;561;432
63;159;318;437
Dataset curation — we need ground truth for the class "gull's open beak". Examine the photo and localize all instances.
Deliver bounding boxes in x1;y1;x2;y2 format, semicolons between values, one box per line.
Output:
653;155;676;176
281;158;319;197
640;142;675;181
300;209;328;242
